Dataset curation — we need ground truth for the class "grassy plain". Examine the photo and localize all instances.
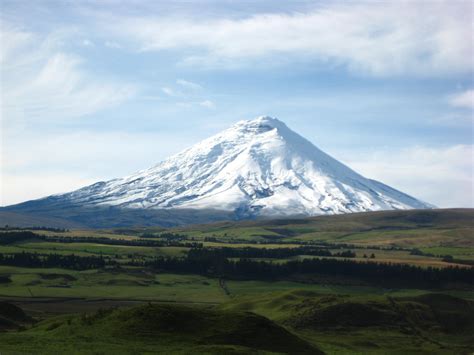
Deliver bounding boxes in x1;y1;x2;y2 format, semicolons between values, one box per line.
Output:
0;209;472;353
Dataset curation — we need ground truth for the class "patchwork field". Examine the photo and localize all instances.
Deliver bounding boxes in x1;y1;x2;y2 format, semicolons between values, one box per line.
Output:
0;209;472;354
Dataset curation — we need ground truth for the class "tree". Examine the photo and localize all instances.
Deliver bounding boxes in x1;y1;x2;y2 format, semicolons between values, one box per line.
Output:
442;255;454;262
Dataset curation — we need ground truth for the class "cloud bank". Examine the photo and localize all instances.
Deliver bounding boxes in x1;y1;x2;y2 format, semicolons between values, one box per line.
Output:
100;1;472;76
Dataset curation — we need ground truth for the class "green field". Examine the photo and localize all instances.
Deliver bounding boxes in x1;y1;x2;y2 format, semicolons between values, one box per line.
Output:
0;209;472;354
173;208;473;247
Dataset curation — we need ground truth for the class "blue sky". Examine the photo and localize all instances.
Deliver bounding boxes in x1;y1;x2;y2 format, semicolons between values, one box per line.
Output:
1;0;473;207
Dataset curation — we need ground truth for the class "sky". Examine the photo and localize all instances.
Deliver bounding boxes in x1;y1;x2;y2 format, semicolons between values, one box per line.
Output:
1;0;473;208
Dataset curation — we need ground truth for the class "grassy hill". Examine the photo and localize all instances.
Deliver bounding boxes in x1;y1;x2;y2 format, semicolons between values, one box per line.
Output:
175;208;474;249
0;302;321;354
1;291;472;354
0;202;237;229
0;211;87;229
0;301;32;331
220;290;474;354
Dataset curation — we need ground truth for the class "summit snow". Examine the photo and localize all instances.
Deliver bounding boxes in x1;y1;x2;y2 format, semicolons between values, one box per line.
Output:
49;116;433;217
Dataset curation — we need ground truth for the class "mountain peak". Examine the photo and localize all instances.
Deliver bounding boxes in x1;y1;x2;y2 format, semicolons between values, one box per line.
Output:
16;116;433;217
233;116;287;133
242;115;282;126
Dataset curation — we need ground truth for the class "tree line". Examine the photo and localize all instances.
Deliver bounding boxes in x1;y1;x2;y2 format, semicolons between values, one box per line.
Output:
1;226;69;232
0;231;202;248
188;247;356;259
0;250;472;287
201;236;411;251
141;253;473;288
0;252;106;270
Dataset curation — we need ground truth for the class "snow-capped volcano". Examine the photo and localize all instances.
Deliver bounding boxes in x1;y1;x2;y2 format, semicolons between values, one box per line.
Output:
48;116;432;217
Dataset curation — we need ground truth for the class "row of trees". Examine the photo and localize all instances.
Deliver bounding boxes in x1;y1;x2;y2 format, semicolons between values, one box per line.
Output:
0;231;40;245
141;254;473;288
188;247;356;259
141;232;187;240
0;250;472;287
1;225;69;232
0;252;107;270
201;236;411;251
0;231;202;248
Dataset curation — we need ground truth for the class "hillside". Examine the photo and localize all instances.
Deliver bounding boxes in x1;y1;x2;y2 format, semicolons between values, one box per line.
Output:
0;292;472;354
0;206;235;229
175;208;474;249
220;291;474;354
0;303;321;354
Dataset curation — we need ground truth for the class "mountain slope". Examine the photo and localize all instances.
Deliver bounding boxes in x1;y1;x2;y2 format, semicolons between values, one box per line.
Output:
6;116;432;219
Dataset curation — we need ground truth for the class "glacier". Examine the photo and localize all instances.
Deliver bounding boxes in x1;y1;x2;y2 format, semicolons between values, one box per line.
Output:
46;116;433;217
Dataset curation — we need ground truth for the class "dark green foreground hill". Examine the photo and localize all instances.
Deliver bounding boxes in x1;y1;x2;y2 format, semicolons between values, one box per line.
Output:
0;303;320;354
221;291;474;354
1;292;473;354
0;301;31;331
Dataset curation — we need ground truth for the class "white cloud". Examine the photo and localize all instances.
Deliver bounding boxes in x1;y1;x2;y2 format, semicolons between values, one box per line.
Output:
161;87;177;96
0;24;136;127
338;145;474;208
449;89;474;109
176;79;202;91
199;100;215;109
101;1;473;76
